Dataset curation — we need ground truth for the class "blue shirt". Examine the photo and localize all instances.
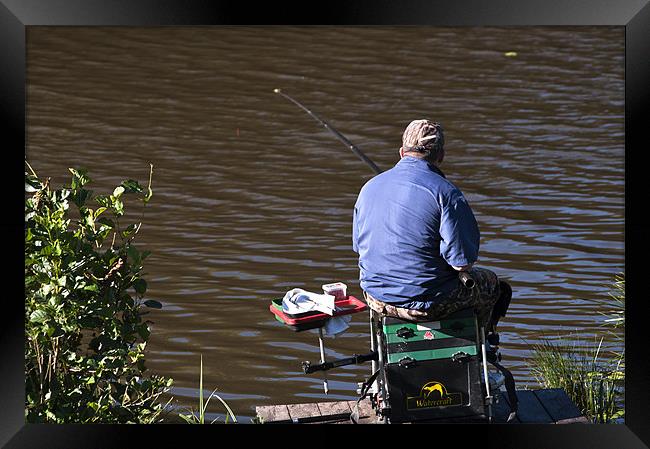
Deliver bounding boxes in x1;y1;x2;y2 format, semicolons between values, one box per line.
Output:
352;156;480;310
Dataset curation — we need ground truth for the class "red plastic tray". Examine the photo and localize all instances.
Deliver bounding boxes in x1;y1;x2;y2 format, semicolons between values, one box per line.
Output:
270;295;367;328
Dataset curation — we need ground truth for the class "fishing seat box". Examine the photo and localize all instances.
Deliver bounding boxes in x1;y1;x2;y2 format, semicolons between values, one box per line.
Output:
381;308;488;423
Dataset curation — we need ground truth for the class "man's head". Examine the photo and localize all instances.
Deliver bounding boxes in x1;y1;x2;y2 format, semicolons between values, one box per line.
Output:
400;119;445;165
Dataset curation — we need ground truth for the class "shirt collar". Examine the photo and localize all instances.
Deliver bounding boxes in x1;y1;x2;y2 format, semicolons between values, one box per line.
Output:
397;156;446;178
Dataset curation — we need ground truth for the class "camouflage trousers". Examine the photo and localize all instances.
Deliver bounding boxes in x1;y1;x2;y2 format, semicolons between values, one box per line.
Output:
364;268;501;329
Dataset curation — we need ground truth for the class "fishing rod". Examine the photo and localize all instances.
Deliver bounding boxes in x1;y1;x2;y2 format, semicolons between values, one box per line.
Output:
273;89;382;175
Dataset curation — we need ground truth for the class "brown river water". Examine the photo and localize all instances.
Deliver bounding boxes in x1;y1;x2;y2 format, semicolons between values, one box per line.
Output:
26;26;624;421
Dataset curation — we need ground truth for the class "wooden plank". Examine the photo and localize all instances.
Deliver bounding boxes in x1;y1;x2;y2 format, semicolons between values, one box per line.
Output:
533;388;584;423
256;389;584;424
287;403;322;422
514;390;554;423
317;401;352;418
496;391;521;422
492;392;520;423
347;399;374;419
556;416;591;424
302;401;353;424
255;405;291;423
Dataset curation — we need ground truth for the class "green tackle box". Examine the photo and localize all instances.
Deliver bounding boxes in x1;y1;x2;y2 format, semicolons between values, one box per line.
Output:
382;307;478;364
382;308;487;423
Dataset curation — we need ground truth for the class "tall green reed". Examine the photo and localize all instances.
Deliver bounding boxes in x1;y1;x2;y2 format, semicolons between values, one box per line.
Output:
179;355;238;424
529;272;625;423
531;337;623;423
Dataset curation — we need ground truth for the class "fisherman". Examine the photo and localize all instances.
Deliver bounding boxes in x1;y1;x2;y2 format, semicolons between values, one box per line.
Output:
352;119;510;332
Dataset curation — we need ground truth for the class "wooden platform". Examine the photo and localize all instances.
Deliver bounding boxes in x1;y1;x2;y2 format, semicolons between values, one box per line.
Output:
255;388;590;424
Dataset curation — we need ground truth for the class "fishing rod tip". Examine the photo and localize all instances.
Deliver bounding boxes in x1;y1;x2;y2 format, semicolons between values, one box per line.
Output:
273;88;281;94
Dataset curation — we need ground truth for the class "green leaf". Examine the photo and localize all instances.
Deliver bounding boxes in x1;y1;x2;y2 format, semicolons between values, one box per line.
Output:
120;293;135;308
40;280;53;295
113;199;124;216
69;168;91;189
73;189;92;208
84;213;95;229
127;246;141;265
94;207;107;218
137;324;151;340
121;180;143;193
95;195;110;208
133;279;147;295
113;186;125;198
121;224;137;239
143;300;162;309
97;217;115;228
30;309;48;323
178;413;199;424
25;174;42;192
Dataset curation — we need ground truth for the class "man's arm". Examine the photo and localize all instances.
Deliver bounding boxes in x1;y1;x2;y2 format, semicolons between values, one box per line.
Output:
439;190;480;269
452;263;473;271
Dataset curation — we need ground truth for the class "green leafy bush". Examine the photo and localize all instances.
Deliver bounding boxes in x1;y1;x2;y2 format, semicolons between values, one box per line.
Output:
25;163;172;423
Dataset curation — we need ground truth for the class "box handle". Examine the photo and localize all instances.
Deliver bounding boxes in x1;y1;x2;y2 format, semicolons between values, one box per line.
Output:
398;357;417;369
396;327;415;339
451;351;471;364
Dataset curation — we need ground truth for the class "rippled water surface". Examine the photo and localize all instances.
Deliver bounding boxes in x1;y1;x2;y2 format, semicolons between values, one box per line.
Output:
27;26;624;421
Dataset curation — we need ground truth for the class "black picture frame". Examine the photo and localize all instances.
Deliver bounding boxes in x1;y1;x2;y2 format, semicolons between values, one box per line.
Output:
3;1;649;447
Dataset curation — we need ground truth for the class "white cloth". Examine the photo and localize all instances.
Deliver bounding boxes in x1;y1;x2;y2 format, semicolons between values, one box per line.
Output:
281;288;351;336
323;312;352;337
282;288;335;315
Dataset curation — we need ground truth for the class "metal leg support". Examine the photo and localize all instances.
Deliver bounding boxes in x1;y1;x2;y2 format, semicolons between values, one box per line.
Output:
369;309;379;394
368;309;390;423
318;327;329;395
480;324;493;422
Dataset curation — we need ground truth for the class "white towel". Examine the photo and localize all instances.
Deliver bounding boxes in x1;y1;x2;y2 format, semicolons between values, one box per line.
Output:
282;288;336;316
